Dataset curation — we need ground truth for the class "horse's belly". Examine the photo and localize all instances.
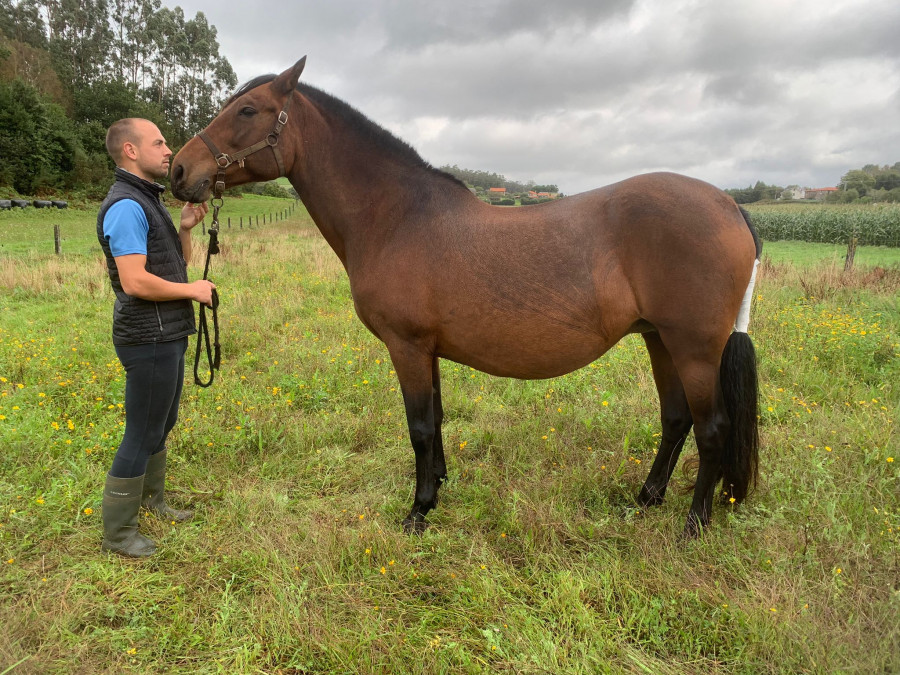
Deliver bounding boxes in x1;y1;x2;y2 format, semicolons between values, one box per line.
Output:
436;318;612;380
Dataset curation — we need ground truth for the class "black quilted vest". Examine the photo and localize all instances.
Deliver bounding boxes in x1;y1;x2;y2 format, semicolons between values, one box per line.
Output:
97;168;196;346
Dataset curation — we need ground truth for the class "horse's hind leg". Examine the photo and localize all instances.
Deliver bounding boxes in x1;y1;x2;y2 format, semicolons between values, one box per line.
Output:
664;336;731;538
387;341;440;534
637;332;693;507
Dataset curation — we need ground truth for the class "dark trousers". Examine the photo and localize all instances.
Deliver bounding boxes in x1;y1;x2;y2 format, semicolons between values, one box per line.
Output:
110;338;188;478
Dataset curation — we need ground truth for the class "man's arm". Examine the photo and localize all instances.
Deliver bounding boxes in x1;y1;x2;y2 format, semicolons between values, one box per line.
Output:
178;202;209;264
115;254;215;305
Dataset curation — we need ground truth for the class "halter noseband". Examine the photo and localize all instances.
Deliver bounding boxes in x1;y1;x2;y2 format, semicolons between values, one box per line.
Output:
197;91;294;199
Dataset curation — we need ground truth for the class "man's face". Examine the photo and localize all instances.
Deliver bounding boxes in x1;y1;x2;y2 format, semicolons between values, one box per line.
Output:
126;121;172;181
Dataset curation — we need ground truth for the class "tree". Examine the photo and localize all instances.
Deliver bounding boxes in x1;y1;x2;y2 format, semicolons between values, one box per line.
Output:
44;0;113;88
0;78;79;192
874;170;900;191
110;0;160;88
174;12;235;141
0;0;236;192
0;35;67;103
0;0;46;47
840;170;875;197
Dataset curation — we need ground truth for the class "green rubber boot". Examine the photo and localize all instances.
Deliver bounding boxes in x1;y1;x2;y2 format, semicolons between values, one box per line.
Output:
101;474;156;557
142;450;193;523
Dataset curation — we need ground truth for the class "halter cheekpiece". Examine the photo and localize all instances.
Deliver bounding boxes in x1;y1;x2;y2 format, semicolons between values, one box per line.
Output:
197;91;294;198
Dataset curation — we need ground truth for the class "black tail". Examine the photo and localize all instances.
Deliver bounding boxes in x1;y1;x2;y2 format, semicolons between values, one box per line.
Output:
739;206;763;259
719;332;759;502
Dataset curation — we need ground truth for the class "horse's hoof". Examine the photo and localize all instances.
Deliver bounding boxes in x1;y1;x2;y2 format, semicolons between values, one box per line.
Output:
402;517;428;536
637;487;665;507
680;516;705;541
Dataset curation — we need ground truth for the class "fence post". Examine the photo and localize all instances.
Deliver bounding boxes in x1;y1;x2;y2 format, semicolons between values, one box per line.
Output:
54;224;61;254
240;216;243;229
844;234;857;272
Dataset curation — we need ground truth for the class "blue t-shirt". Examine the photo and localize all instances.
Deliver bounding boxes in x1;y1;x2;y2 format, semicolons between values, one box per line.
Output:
102;199;149;256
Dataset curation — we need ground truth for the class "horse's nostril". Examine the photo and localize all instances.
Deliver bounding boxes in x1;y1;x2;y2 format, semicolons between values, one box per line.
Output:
172;163;184;184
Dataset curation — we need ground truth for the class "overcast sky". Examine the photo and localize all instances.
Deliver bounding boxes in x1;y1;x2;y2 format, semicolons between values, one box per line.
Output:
175;0;899;195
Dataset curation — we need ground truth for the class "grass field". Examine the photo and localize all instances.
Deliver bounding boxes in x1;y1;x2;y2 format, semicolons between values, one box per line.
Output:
1;198;898;673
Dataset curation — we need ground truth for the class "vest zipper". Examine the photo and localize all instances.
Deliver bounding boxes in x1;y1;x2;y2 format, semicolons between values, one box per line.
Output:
155;303;164;332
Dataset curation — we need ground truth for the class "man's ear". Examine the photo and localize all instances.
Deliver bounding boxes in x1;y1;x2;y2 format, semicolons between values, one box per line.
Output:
122;141;138;160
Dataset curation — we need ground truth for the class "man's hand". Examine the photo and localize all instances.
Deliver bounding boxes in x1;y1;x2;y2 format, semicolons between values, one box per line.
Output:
190;280;217;307
179;202;209;231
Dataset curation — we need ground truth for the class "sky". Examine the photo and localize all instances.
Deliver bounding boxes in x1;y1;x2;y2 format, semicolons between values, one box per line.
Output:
174;0;900;196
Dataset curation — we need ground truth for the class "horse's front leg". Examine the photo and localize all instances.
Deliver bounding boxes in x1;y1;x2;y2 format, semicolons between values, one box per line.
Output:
388;342;439;534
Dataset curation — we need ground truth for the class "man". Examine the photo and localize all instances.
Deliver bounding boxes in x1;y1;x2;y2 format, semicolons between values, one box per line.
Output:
97;118;215;557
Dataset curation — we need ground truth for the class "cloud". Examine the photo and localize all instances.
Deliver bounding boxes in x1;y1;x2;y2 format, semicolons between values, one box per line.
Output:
175;0;900;194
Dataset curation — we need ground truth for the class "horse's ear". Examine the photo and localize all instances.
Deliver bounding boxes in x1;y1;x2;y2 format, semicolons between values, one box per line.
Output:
273;57;307;97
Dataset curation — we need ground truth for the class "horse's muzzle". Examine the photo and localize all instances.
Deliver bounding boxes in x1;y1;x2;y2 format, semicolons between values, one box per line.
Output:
170;167;210;203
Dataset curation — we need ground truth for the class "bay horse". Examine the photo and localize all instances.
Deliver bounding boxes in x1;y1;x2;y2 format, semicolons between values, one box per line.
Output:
171;58;761;538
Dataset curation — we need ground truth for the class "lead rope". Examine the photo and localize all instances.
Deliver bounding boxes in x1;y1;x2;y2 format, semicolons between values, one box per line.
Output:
194;198;222;387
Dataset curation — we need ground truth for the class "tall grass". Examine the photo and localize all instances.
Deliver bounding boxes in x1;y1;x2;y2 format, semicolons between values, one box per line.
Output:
747;202;900;247
0;203;898;673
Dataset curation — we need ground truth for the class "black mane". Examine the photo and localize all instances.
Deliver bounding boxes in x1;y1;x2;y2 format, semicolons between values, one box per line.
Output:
223;76;468;191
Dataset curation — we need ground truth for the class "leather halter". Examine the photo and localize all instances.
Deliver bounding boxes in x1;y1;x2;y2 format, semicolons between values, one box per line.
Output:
197;91;294;198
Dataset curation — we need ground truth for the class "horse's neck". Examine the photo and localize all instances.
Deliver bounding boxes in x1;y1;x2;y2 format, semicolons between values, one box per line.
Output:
288;118;464;268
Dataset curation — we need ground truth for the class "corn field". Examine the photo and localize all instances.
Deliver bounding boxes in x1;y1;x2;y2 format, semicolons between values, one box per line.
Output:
746;203;900;247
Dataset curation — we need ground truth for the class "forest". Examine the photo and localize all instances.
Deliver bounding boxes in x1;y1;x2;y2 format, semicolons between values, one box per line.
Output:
0;0;236;197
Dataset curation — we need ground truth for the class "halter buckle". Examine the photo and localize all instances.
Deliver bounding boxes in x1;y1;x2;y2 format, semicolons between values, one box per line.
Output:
216;153;232;169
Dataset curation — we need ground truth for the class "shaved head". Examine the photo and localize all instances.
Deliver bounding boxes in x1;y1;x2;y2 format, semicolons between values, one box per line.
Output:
106;118;144;164
105;118;172;180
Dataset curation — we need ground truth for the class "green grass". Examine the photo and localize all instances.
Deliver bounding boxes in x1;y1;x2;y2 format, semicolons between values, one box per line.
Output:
0;202;898;673
0;193;298;258
761;240;900;267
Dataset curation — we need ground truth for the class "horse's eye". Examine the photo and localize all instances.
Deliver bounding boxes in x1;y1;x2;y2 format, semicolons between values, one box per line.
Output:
239;106;257;117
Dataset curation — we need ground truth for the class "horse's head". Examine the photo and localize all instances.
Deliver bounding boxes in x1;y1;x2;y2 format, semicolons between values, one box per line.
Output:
171;58;307;203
